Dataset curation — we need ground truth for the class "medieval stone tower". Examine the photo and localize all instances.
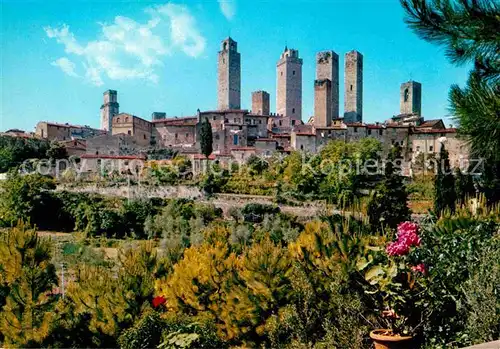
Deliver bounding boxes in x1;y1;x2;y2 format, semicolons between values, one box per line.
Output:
344;50;363;123
276;47;303;119
252;90;270;115
314;79;332;127
100;90;119;131
316;51;339;120
400;80;422;116
217;37;241;110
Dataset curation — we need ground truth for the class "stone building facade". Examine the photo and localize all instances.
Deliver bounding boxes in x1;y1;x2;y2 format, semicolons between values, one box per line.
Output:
316;51;339;119
218;37;241;110
111;113;153;147
276;47;303;120
35;122;104;141
344;50;363;123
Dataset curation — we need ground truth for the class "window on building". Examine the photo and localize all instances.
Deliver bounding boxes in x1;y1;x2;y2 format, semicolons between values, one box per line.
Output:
404;89;409;102
292;120;296;125
429;146;433;152
350;85;353;91
185;133;189;138
379;129;383;135
293;70;296;75
259;120;262;124
300;145;304;150
354;127;358;133
233;134;239;145
279;120;282;126
281;72;283;76
127;130;131;135
368;129;372;135
175;133;178;139
416;146;420;151
292;108;295;114
215;134;220;140
125;117;129;122
213;116;216;121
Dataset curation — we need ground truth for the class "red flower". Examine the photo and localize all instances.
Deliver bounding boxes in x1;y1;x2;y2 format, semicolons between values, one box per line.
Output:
152;296;166;308
411;263;426;274
386;221;421;256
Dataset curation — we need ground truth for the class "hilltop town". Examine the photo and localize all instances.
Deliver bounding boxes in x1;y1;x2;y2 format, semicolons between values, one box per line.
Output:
4;37;469;171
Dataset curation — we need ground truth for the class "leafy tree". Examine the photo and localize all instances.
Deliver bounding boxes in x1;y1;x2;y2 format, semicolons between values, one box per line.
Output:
367;144;411;230
0;222;59;346
0;172;56;227
247;154;269;175
46;141;68;161
401;0;500;204
434;144;456;216
0;136;50;172
200;117;213;159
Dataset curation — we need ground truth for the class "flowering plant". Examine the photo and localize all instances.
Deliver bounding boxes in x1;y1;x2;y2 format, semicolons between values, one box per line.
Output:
361;221;427;336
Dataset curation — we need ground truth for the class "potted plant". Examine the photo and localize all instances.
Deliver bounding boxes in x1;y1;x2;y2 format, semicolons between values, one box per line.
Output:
360;221;426;349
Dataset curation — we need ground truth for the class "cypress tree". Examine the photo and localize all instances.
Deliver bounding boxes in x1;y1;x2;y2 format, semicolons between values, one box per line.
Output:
200;118;213;159
434;144;456;216
367;144;411;230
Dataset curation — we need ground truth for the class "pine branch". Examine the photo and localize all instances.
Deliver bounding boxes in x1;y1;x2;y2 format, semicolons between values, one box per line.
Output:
400;0;500;81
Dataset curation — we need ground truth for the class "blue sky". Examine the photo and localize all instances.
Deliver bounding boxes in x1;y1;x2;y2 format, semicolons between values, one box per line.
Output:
1;0;470;132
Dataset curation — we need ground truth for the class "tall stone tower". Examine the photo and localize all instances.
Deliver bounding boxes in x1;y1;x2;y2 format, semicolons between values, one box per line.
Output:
344;50;363;123
276;47;303;119
400;81;422;116
218;37;241;110
100;90;119;132
314;79;332;127
252;91;270;115
316;51;339;119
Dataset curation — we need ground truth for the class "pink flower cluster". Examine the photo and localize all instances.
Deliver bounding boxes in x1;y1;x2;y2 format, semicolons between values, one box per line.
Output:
386;221;421;256
411;263;426;274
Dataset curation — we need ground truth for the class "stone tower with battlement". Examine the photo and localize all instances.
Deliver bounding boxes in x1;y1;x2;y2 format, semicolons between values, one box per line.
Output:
100;90;119;131
276;47;303;119
218;37;241;110
316;51;339;119
314;79;332;127
400;81;422;116
344;51;363;123
252;91;270;115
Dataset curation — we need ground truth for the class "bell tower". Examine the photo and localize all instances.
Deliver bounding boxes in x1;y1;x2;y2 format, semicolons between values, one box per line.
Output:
100;90;119;131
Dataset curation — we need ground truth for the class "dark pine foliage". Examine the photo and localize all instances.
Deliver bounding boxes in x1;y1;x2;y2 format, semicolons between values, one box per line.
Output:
367;144;411;230
401;0;500;204
200;117;213;159
434;144;456;216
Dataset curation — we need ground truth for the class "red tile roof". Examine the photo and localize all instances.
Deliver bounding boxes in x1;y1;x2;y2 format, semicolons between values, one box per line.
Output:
191;154;217;160
81;154;146;160
255;138;277;142
152;117;197;126
417;119;444;128
231;146;256;151
413;128;457;134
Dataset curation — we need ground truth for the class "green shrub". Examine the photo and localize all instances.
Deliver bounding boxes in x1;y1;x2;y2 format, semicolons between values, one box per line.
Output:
241;203;280;223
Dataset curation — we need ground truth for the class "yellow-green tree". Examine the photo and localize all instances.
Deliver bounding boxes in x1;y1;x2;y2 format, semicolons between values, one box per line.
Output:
0;222;58;346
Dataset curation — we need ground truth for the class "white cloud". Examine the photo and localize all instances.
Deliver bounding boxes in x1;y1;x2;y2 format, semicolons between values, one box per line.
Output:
218;0;236;20
44;3;206;86
51;57;79;77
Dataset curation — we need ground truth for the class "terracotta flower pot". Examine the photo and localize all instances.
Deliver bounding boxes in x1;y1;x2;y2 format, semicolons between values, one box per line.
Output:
370;329;413;349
